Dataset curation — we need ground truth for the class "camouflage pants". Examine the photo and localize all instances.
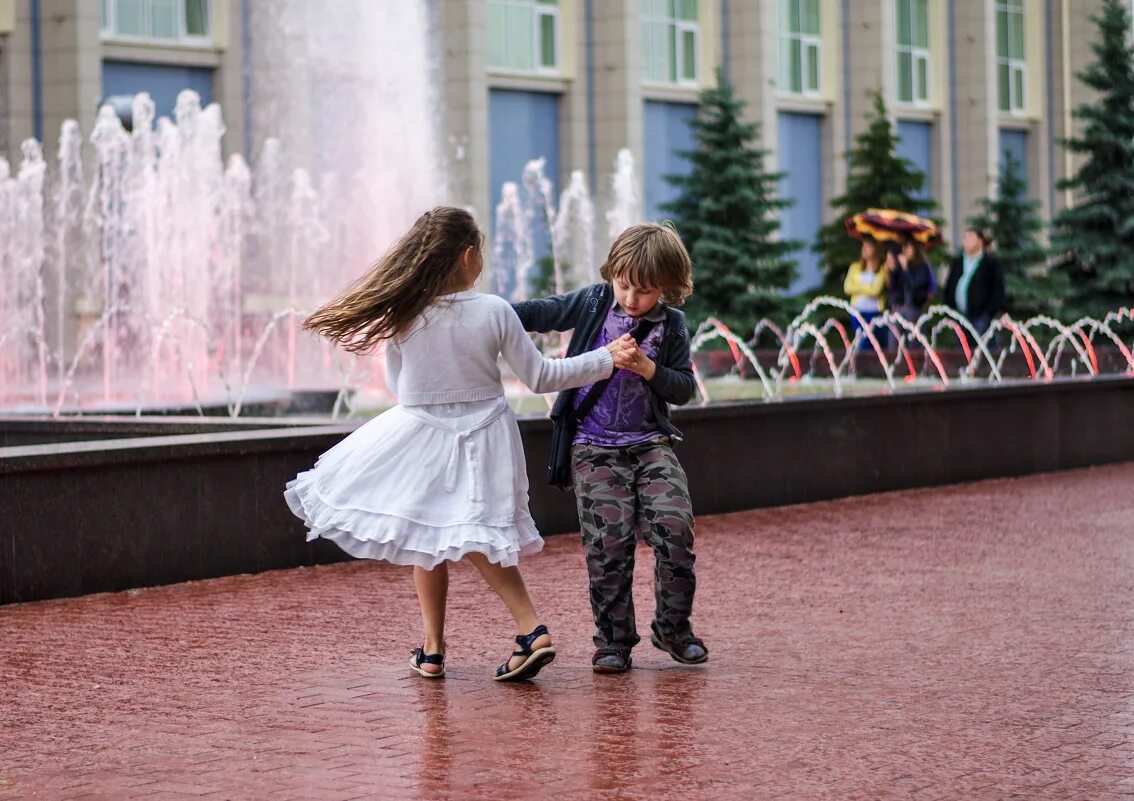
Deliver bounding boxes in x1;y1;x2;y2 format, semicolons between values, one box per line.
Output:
571;438;697;650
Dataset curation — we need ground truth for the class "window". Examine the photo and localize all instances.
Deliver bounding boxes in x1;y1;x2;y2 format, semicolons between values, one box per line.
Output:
487;0;560;73
101;0;210;43
996;0;1026;114
779;0;821;96
896;0;930;105
642;0;700;86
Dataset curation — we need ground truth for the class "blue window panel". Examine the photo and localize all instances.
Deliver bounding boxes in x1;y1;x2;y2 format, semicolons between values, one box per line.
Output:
999;128;1028;187
896;119;933;200
101;60;214;122
488;89;560;295
777;111;824;293
643;100;696;222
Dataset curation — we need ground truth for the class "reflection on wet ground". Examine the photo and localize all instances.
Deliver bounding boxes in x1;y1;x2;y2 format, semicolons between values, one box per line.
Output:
3;463;1133;799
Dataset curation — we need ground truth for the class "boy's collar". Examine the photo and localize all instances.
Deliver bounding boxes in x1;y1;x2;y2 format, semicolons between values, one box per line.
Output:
612;301;666;322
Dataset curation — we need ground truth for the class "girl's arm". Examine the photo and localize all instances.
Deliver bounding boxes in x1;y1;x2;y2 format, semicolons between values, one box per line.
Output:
499;302;614;393
512;285;598;333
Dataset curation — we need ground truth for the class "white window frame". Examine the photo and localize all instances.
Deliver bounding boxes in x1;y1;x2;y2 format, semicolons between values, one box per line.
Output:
486;0;562;76
895;0;931;107
996;0;1027;115
101;0;212;46
778;0;822;98
642;1;701;88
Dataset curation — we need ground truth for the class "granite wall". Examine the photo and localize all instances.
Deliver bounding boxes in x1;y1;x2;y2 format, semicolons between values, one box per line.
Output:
3;377;1132;604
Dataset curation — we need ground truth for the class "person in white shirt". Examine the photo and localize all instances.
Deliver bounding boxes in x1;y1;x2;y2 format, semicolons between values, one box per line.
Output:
286;207;635;682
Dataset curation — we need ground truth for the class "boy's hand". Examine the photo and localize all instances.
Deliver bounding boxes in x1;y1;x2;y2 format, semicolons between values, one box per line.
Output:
614;346;656;380
612;343;639;368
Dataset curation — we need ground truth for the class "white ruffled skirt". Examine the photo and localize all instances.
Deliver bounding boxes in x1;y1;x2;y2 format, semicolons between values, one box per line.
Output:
285;397;542;569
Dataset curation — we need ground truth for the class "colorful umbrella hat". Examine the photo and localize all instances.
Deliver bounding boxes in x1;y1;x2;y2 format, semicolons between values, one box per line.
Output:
844;208;942;247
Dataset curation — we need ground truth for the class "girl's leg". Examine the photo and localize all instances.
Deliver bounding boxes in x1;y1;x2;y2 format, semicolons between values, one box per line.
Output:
413;564;448;674
466;553;550;671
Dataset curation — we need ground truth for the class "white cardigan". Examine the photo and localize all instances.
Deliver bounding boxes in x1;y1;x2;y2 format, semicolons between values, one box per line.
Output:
385;290;614;406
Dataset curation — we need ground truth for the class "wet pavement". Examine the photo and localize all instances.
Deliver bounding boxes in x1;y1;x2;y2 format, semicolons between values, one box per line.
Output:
3;462;1134;800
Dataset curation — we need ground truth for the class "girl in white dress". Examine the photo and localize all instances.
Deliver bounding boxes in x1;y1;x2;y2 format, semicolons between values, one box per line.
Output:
285;207;635;682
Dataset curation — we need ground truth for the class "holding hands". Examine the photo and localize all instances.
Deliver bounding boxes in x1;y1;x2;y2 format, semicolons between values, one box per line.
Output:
605;333;636;359
605;333;656;380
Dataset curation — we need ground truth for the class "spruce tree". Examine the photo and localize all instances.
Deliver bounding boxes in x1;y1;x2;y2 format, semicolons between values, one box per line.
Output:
969;151;1063;318
814;90;938;295
1051;0;1134;320
661;70;799;332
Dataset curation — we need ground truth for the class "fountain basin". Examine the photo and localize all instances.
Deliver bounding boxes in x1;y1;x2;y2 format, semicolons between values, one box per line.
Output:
2;376;1132;604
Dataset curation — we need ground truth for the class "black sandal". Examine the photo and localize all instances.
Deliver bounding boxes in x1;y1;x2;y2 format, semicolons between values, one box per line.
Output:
592;647;633;674
494;624;556;682
409;647;446;678
650;632;708;665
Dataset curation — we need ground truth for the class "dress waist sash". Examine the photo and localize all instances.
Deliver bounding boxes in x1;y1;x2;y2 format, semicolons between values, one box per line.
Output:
401;399;509;502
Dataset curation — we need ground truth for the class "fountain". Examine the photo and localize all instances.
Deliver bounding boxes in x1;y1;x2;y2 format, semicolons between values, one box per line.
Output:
606;148;641;245
0;0;444;416
491;157;603;302
479;147;1133;411
686;300;1134;404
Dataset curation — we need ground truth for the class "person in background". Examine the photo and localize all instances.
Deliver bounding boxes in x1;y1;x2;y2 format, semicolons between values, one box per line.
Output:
944;227;1005;335
888;236;936;322
844;235;890;348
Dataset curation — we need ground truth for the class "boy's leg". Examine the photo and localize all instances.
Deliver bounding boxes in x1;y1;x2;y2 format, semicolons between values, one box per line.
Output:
572;443;640;651
632;440;698;644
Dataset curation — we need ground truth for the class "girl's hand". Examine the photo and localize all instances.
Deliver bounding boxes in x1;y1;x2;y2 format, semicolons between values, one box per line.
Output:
605;333;636;357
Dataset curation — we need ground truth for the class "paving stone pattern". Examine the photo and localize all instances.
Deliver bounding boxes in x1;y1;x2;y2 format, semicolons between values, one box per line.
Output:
2;463;1133;799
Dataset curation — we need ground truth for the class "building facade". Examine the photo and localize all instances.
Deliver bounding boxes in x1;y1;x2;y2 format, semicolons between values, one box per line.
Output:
0;0;245;162
0;0;1118;291
440;0;1109;291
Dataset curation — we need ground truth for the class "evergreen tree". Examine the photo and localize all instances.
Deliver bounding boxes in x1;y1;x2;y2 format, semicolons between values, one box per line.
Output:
814;90;938;295
661;70;799;332
969;150;1063;318
1051;0;1134;320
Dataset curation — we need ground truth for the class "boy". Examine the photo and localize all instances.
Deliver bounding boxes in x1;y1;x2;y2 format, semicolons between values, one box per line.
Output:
513;222;707;673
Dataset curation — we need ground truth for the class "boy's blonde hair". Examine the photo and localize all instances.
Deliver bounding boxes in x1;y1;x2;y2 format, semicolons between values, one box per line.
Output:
599;221;694;306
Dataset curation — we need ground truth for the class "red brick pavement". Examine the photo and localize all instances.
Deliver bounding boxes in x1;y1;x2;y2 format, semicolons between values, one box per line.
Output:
3;463;1134;800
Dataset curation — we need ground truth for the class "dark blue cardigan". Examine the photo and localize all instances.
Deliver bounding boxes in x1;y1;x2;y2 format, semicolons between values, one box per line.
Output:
512;282;696;442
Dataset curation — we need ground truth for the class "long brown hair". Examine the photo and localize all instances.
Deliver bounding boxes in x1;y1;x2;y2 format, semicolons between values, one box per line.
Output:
860;235;886;270
901;236;925;265
303;207;482;353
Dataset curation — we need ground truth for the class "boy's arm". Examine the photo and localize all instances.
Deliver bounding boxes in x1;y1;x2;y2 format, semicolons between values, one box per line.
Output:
646;313;697;406
512;285;594;333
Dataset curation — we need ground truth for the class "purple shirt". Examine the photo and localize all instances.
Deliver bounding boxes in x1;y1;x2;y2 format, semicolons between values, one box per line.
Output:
573;304;667;447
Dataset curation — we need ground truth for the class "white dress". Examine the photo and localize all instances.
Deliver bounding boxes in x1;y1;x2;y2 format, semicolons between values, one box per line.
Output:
284;291;611;569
